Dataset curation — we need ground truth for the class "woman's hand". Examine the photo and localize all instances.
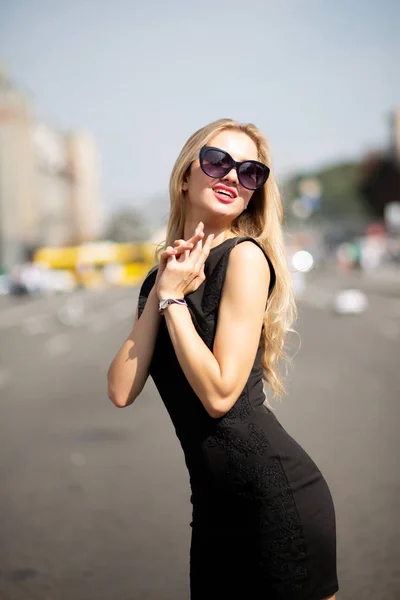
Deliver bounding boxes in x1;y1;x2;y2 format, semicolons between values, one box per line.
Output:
169;226;208;295
154;225;204;290
156;223;214;300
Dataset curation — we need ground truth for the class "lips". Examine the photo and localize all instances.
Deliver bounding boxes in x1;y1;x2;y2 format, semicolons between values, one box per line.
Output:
212;184;238;203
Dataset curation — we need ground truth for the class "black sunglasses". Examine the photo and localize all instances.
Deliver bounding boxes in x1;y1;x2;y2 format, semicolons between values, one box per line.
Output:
199;146;270;191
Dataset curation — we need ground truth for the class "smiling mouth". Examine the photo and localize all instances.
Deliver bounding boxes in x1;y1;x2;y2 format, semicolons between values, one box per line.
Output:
212;186;237;200
213;190;236;203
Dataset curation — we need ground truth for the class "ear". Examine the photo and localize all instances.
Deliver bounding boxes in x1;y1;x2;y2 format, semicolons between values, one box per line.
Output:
182;165;191;192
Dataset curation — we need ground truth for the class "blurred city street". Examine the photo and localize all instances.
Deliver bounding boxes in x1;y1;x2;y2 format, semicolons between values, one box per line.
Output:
0;275;399;600
1;2;399;599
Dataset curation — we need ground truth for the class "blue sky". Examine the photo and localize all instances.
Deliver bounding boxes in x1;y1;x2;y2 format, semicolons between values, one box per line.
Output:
0;0;399;215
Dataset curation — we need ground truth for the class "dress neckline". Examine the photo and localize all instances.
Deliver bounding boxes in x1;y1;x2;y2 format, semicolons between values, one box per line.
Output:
209;237;239;252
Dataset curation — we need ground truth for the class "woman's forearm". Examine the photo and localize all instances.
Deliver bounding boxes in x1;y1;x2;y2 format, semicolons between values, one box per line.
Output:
107;287;161;407
163;303;226;418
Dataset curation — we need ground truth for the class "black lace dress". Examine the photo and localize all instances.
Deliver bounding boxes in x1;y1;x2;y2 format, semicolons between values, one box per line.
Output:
138;237;338;600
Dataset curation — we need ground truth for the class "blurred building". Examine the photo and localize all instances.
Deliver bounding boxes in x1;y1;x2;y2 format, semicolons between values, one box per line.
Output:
0;67;37;270
0;67;103;272
66;131;103;244
31;122;74;247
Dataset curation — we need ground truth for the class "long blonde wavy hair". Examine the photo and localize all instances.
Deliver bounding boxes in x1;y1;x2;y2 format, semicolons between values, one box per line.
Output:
158;118;297;398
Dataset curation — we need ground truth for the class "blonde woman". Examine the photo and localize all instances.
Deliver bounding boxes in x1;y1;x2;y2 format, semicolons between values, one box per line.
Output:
107;119;338;600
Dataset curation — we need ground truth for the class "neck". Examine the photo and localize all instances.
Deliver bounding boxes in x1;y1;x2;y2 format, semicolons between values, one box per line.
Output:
183;221;234;249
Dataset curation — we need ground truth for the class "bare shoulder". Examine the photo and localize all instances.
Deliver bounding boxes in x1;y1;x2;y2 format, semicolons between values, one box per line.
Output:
228;241;270;281
220;241;271;308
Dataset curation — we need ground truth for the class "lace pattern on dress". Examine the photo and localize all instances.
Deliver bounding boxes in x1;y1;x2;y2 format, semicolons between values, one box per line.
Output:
222;387;253;422
205;410;309;594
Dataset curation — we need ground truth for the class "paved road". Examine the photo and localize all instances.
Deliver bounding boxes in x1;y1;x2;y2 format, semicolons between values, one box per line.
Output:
0;281;399;599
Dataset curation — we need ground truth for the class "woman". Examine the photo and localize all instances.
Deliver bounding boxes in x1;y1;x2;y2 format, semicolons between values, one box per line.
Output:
107;118;339;600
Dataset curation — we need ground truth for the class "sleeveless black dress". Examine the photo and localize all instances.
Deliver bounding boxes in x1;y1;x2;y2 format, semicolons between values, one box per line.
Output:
138;237;338;600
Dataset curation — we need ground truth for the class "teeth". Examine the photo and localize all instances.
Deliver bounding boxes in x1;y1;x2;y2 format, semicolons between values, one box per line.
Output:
215;188;233;198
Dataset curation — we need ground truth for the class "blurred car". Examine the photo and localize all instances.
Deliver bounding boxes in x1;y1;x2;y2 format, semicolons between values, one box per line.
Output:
43;269;77;293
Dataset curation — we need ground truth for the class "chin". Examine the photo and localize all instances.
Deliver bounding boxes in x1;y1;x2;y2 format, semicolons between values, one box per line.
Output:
215;201;242;216
209;206;236;221
198;194;241;220
210;196;237;210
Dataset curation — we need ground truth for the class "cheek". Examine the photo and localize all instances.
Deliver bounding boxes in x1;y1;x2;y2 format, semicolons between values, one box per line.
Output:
187;168;213;196
242;189;254;203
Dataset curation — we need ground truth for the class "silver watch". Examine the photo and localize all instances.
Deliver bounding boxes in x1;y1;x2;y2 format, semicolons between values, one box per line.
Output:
158;298;188;314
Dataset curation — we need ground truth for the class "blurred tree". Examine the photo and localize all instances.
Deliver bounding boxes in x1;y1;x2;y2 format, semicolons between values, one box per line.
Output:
104;208;150;242
316;162;368;217
283;161;368;222
358;153;400;218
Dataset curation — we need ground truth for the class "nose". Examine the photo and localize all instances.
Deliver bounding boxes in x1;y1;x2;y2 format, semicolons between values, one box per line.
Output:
221;167;239;186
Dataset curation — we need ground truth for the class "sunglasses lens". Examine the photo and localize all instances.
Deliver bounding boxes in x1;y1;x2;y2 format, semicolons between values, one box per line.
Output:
238;162;269;190
201;148;232;178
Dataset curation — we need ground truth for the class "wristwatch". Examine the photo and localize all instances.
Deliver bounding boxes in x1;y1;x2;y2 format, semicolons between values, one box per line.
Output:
158;298;188;314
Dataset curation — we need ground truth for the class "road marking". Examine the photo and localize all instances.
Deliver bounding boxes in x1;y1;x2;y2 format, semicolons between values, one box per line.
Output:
45;333;71;356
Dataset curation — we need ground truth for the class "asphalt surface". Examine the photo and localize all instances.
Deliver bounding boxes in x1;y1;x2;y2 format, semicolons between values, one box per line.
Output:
0;277;399;600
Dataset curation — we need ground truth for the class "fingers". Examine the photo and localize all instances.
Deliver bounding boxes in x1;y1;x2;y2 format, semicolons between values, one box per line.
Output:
172;241;193;264
192;232;214;256
160;237;195;268
173;227;204;251
181;222;204;249
173;240;194;252
187;225;204;248
173;239;193;249
192;233;214;272
203;233;215;254
165;223;211;268
159;245;179;264
172;223;204;255
162;241;191;260
201;233;214;261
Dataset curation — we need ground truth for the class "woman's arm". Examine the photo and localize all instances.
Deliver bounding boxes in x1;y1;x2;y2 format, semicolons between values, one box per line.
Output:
107;286;161;408
163;241;270;418
107;234;200;408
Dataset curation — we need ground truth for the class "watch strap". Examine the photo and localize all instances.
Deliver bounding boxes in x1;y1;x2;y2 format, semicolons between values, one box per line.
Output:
158;298;188;314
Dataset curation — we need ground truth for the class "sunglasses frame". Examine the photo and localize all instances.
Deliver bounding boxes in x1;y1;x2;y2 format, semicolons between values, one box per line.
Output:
199;145;270;191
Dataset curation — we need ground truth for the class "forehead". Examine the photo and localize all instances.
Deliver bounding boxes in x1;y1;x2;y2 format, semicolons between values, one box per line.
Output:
208;130;258;162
